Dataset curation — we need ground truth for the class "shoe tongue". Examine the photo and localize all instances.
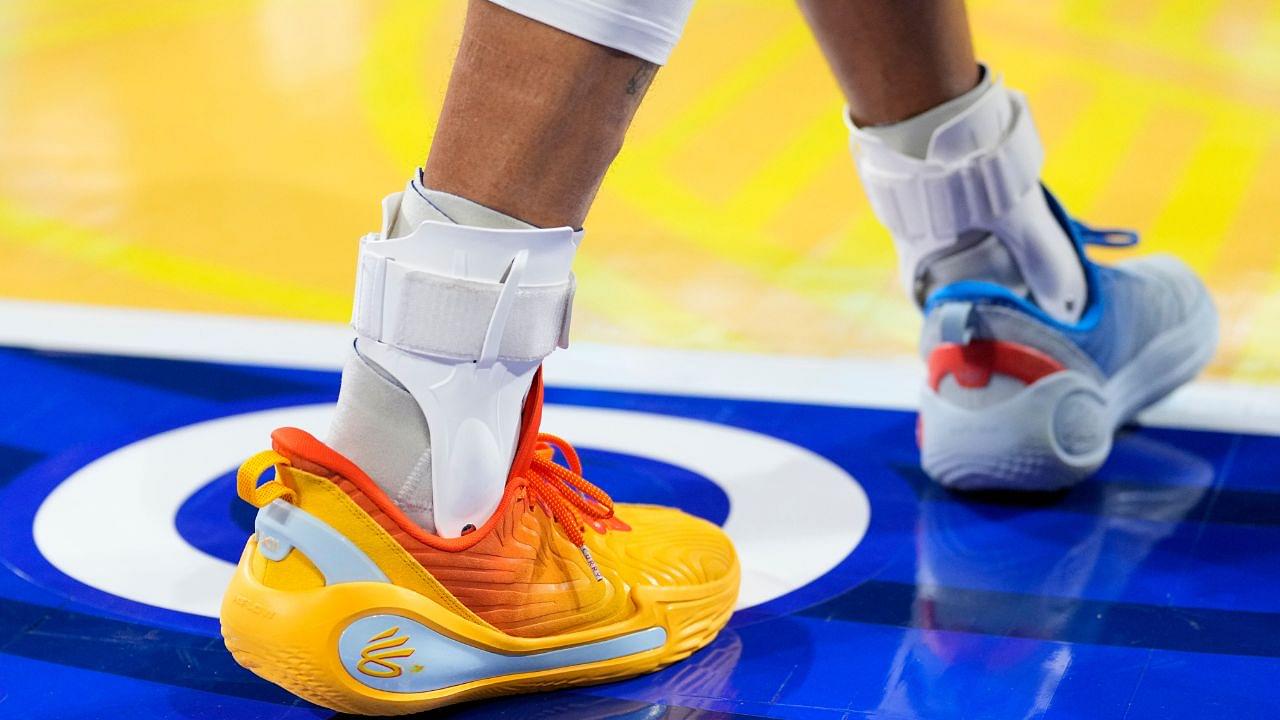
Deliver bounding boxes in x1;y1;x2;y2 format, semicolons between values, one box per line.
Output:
507;370;546;486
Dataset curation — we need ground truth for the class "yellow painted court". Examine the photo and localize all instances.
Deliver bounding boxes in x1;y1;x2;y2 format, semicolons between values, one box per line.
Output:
2;0;1278;380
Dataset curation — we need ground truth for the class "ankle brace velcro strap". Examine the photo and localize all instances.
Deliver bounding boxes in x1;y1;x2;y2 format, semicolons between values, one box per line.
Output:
858;92;1044;242
353;248;575;363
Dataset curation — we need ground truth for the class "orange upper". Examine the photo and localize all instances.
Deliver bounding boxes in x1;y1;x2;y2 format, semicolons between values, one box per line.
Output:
261;372;734;638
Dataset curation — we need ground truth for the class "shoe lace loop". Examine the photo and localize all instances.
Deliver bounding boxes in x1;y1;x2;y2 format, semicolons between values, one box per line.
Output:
1072;219;1139;248
520;433;614;582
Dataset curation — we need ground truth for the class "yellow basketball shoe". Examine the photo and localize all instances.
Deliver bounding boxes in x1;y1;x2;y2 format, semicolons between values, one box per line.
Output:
220;372;740;715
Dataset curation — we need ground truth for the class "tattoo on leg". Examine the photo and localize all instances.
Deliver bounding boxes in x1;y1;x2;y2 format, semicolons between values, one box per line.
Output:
625;62;656;95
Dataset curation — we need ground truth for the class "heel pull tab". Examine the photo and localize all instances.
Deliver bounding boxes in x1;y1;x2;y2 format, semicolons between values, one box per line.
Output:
938;302;976;345
237;450;294;507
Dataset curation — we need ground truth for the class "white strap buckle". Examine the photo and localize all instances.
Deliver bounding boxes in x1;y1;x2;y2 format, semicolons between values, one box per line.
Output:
352;244;575;363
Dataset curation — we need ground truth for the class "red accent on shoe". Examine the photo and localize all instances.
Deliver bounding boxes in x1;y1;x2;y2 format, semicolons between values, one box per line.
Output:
927;340;1065;391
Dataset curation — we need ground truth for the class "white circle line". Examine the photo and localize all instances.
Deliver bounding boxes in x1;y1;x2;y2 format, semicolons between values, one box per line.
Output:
33;403;870;617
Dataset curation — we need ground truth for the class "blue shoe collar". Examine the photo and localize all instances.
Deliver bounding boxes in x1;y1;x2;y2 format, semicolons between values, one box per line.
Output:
923;187;1136;334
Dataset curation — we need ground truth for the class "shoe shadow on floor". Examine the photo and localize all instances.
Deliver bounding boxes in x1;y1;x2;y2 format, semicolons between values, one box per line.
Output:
875;428;1216;718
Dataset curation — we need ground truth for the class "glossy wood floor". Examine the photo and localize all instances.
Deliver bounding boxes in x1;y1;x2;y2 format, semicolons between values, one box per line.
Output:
1;0;1277;380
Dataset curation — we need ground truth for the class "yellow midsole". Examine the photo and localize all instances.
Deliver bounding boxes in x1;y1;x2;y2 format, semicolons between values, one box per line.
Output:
219;539;738;712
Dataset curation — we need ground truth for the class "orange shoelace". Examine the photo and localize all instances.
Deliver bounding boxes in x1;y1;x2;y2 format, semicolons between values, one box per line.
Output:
520;432;614;582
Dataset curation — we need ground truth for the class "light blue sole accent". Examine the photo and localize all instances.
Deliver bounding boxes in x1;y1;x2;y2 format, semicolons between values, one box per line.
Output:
255;500;388;585
338;614;667;693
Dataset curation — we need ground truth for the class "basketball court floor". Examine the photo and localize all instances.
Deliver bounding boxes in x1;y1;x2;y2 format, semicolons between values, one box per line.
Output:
2;1;1279;718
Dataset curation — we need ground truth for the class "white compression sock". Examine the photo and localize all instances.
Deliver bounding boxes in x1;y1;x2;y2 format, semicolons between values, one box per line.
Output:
860;69;993;160
849;68;1088;323
389;185;534;236
329;175;579;536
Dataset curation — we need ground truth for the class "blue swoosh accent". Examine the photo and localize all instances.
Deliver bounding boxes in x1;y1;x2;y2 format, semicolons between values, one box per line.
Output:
339;614;668;693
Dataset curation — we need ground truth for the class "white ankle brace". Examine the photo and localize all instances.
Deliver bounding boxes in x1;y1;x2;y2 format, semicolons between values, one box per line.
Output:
341;182;581;537
849;74;1087;323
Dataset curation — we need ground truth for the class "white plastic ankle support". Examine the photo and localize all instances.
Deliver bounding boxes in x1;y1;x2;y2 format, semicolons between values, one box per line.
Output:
352;192;582;538
849;82;1087;324
854;91;1042;244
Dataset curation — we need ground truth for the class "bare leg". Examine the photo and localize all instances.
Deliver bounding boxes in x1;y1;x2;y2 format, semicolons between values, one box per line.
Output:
335;0;682;537
422;0;657;228
796;0;979;127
